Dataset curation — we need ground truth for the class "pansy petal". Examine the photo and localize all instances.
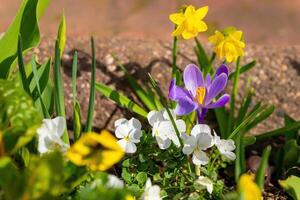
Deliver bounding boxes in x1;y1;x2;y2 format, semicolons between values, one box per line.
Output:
206;94;230;109
147;110;164;127
115;124;128;139
182;145;194;155
52;116;66;137
129;129;142;143
176;119;186;133
117;139;136;153
162;109;176;121
191;124;211;137
183;64;204;96
196;176;213;194
192;150;209;165
205;73;228;105
156;136;171;150
128;118;141;130
197;132;213;150
223;151;236;161
215;64;229;77
114;118;127;128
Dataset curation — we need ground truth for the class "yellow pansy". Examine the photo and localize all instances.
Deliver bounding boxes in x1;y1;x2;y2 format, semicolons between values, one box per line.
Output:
66;130;124;171
209;28;245;63
169;5;208;40
238;174;262;200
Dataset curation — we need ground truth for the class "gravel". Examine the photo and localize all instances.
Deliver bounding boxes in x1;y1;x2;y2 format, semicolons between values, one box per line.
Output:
35;36;300;135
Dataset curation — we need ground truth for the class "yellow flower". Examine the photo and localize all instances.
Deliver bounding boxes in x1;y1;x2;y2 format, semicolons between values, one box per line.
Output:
169;5;208;40
66;130;124;171
125;194;136;200
238;174;262;200
209;27;245;63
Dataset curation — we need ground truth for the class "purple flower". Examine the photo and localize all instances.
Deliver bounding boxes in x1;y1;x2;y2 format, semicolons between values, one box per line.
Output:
168;64;230;123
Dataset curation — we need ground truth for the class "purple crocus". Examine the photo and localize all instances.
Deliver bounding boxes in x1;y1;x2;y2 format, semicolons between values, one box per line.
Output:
168;64;230;123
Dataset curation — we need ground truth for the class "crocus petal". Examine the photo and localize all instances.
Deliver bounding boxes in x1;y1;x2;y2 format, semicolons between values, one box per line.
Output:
114;118;127;128
147;110;164;127
174;99;198;116
215;64;229;77
128;118;142;130
205;74;212;89
205;73;228;105
183;64;204;97
115;124;128;139
117;139;137;153
169;79;192;101
206;94;230;109
192;150;209;165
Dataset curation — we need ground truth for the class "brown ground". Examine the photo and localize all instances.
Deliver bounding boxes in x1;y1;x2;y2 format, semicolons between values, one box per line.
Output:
1;0;300;45
34;37;300;135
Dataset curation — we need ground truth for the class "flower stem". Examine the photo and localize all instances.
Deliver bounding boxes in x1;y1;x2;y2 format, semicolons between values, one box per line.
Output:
171;35;178;79
226;57;241;137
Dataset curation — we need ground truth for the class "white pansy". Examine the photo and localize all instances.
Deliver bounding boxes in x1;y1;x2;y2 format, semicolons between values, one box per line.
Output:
182;124;213;165
115;117;142;153
147;109;186;149
106;175;124;188
196;176;213;194
37;116;69;154
213;131;236;160
141;178;162;200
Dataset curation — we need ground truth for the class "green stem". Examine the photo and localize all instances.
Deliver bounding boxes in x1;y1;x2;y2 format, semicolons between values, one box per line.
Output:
226;57;241;137
172;36;178;79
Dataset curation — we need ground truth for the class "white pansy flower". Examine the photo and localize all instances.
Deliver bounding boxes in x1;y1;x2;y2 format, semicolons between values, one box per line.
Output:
114;117;142;153
141;178;162;200
37;116;69;154
196;176;213;194
213;131;236;160
147;109;186;149
182;124;213;165
107;174;124;188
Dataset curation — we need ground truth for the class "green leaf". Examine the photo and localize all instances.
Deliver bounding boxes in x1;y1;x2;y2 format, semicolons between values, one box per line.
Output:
235;88;254;128
136;172;148;185
96;83;148;118
116;56;156;111
194;38;209;74
229;60;256;80
255;145;271;190
0;0;50;78
284;114;299;140
215;108;228;138
0;79;41;152
243;136;256;147
17;35;30;94
283;139;300;169
0;157;25;200
279;175;300;200
85;38;97;132
57;12;66;57
256;121;300;141
235;132;246;181
73;101;82;141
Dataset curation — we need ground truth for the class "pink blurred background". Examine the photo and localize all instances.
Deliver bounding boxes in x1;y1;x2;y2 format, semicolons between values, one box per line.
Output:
1;0;300;44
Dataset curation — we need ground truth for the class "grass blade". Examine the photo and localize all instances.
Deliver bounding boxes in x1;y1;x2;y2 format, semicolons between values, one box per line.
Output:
235;88;254;128
214;107;228;138
255;145;272;190
229;60;256;80
85;37;96;132
17;35;30;95
96;83;147;118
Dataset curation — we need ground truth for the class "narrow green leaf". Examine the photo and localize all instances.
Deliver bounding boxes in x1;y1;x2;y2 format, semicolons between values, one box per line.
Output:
114;56;156;111
255;145;272;190
214;108;228;138
229;60;256;80
96;83;147;118
235;88;254;127
85;37;96;132
243;136;256;147
17;35;30;95
57;12;66;57
284;114;298;140
235;132;246;181
256;121;300;141
53;40;68;143
194;37;209;74
73;101;82;141
171;35;178;79
72;51;78;104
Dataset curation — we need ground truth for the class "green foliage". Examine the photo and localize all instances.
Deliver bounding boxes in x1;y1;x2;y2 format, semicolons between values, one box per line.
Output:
255;146;271;190
0;79;41;153
96;83;148;118
279;175;300;200
57;12;66;57
0;0;50;78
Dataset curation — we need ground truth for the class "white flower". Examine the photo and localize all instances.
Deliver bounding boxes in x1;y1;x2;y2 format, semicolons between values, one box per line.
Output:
141;178;161;200
147;109;186;149
196;176;213;194
213;131;236;160
114;117;142;153
37;116;69;154
182;124;213;165
106;174;124;188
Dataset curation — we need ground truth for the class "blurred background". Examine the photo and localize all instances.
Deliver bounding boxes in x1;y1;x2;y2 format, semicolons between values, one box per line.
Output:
1;0;300;44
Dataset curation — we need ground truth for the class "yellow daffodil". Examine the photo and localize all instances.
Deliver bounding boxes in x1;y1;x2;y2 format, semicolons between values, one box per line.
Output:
66;130;124;171
209;27;245;63
238;174;262;200
169;5;208;40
